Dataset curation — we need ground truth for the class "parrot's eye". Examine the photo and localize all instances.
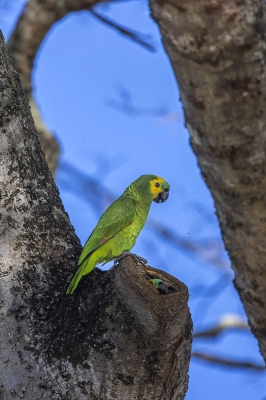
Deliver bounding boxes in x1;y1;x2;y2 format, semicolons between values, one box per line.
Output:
155;182;160;188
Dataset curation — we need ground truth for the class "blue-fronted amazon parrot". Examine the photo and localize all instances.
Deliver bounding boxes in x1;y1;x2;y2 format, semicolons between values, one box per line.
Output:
66;174;170;294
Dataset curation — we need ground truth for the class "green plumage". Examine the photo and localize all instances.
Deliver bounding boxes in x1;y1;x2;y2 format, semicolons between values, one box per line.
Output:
150;279;165;289
66;174;170;294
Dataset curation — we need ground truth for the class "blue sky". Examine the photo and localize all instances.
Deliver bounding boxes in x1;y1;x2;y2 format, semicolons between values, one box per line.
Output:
1;1;265;399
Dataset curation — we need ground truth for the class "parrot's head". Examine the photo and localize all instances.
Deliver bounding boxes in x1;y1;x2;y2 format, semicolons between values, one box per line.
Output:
150;278;165;289
150;176;170;204
126;175;170;204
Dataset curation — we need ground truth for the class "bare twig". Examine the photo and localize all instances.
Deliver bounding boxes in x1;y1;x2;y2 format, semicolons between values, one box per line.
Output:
89;9;156;52
105;97;171;117
104;85;181;122
192;352;265;371
193;314;250;339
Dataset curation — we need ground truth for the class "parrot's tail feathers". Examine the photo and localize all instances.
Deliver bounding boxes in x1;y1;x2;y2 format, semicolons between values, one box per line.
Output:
66;256;96;294
66;266;83;294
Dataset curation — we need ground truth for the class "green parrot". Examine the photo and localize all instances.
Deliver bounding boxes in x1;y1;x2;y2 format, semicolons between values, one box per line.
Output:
66;174;170;294
150;279;165;289
150;278;177;294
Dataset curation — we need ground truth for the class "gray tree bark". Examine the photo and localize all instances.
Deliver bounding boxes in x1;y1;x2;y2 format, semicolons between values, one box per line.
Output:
150;0;266;361
0;32;191;399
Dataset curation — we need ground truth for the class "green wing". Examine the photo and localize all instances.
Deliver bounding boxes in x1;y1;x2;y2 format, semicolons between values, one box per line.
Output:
78;196;136;265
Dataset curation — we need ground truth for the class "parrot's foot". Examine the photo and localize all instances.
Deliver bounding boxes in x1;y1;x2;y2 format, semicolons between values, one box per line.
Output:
114;252;149;278
114;252;147;266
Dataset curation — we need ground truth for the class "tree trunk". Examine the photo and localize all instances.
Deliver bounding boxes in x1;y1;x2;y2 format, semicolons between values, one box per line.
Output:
0;32;192;399
150;0;266;360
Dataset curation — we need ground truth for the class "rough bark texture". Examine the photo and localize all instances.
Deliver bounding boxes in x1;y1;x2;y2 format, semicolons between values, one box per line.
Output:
28;97;60;176
150;0;266;360
0;32;192;399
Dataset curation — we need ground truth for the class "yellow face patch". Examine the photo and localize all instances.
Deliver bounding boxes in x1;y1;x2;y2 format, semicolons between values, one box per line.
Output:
149;177;165;199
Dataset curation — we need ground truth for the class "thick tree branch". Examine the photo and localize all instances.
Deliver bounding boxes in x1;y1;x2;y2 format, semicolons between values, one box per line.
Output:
150;0;266;361
0;32;192;398
8;0;103;175
7;0;103;94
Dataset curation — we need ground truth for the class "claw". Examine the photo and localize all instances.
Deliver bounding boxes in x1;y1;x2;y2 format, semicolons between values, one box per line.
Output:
136;255;148;264
114;252;147;266
114;252;131;265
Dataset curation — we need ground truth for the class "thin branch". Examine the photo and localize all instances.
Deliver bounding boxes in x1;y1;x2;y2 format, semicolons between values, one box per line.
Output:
192;352;266;371
193;315;250;339
105;97;171;117
89;9;156;52
104;85;181;123
105;97;181;123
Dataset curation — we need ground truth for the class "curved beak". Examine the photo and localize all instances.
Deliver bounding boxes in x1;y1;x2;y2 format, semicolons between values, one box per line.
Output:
153;188;170;203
